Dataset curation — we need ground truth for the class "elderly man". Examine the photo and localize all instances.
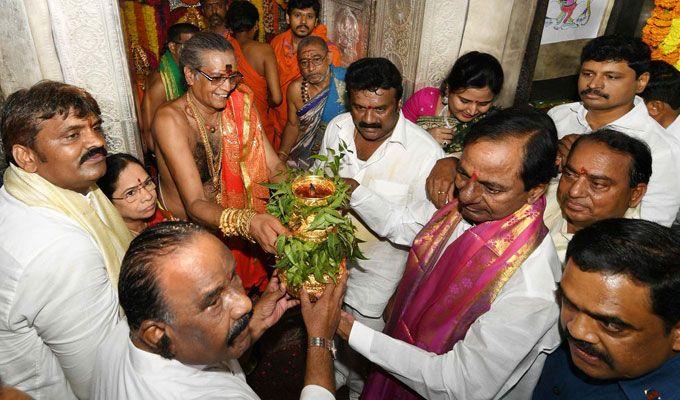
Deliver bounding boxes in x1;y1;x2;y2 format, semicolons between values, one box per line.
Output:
278;36;347;168
91;221;344;399
225;1;282;148
318;57;443;398
153;31;288;294
548;35;680;227
544;129;651;262
326;108;563;400
270;0;341;133
0;81;132;399
533;218;680;399
141;23;199;155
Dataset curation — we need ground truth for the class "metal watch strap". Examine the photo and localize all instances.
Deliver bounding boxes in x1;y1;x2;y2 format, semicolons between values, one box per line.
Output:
309;337;337;359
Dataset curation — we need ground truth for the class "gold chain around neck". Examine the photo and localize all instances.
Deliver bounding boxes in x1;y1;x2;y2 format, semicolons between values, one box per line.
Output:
186;91;223;193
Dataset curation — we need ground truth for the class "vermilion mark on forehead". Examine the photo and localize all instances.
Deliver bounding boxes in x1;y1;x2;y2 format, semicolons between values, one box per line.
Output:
579;167;588;176
470;172;478;182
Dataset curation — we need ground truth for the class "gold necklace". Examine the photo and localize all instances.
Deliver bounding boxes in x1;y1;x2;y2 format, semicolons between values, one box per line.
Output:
186;92;223;194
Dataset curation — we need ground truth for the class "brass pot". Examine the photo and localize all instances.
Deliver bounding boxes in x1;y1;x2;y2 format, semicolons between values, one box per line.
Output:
290;175;337;242
291;175;336;207
279;259;346;302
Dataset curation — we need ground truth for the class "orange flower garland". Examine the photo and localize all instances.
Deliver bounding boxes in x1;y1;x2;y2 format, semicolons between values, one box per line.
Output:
643;0;680;70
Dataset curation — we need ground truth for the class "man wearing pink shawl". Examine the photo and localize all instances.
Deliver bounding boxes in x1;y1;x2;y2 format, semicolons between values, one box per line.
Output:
320;108;563;399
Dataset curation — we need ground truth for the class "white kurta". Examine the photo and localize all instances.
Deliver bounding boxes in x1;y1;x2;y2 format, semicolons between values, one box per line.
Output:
548;97;680;227
319;111;443;318
348;219;562;400
91;322;334;400
0;186;119;400
666;115;680;140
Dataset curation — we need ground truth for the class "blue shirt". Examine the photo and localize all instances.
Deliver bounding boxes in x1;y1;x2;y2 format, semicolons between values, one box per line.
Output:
532;343;680;399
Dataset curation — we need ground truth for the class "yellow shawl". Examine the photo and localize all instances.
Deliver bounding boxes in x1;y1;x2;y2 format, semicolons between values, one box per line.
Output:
3;164;133;287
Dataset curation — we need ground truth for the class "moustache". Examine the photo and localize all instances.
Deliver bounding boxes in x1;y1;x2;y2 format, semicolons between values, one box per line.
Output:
79;147;107;165
580;87;610;99
226;309;253;346
565;330;614;366
358;122;382;129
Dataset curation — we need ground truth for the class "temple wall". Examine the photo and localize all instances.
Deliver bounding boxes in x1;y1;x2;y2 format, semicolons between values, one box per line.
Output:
324;0;539;106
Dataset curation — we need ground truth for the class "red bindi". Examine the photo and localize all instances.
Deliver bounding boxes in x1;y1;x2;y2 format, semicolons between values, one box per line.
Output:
470;172;478;182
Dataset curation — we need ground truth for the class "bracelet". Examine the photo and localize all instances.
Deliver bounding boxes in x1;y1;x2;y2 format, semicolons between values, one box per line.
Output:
219;208;257;243
309;336;336;359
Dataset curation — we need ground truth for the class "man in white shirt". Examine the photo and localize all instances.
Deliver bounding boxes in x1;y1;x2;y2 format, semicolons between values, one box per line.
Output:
91;221;339;400
317;57;443;398
544;129;650;262
323;108;563;400
548;35;680;227
641;59;680;139
0;81;132;399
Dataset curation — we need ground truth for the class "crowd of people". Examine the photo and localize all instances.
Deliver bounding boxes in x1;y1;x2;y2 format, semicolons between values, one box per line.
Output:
1;0;679;399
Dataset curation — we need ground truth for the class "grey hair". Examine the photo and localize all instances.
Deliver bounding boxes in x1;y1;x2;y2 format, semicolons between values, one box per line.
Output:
119;221;208;331
179;31;234;72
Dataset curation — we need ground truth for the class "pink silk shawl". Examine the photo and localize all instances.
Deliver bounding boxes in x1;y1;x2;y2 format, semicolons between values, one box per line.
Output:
362;197;548;399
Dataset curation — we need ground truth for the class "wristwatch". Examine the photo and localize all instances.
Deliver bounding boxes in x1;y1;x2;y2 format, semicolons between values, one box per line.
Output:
309;336;337;359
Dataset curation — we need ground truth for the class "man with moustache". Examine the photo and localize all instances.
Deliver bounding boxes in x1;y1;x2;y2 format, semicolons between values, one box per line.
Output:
202;0;229;37
152;32;288;294
278;36;347;168
270;0;341;135
0;81;132;399
548;35;680;227
318;57;443;398
328;108;563;400
532;219;680;399
91;221;341;399
543;129;651;262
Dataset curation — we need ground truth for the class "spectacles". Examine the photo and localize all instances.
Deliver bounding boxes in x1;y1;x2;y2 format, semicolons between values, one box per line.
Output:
111;176;157;203
299;52;328;69
194;68;244;87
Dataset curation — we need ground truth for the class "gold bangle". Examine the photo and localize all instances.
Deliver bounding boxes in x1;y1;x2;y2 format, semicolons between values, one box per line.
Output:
219;208;257;243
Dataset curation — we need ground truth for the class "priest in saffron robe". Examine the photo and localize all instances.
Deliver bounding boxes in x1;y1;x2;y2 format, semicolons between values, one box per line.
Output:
270;0;341;134
141;23;199;155
152;32;288;294
225;1;282;148
325;108;563;400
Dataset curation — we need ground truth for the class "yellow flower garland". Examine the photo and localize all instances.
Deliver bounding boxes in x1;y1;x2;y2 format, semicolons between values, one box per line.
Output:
643;0;680;70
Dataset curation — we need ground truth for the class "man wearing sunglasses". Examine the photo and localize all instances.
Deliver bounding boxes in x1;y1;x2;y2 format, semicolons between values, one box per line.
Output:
152;31;289;295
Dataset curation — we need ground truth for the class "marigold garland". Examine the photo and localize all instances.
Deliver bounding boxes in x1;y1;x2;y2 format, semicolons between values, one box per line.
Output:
643;0;680;70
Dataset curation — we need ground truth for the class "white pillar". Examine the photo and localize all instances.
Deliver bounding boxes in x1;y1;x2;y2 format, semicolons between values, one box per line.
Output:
48;0;142;156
